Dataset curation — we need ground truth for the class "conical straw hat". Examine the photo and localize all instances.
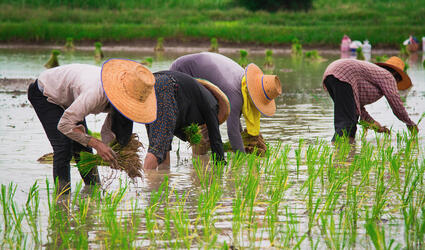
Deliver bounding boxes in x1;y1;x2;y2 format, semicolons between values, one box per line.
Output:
376;56;412;90
245;63;282;116
195;78;230;124
102;58;157;123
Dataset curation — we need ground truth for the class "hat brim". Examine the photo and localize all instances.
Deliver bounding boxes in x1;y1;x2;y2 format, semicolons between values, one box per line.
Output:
195;78;230;124
102;59;157;124
245;63;276;116
376;62;412;90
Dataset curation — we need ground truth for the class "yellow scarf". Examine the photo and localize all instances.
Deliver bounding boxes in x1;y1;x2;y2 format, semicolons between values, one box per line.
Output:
241;76;261;136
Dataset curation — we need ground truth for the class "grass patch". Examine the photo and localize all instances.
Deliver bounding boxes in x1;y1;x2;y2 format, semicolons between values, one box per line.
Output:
0;0;423;46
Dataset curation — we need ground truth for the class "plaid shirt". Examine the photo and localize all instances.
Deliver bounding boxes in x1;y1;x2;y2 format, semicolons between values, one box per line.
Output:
323;59;415;126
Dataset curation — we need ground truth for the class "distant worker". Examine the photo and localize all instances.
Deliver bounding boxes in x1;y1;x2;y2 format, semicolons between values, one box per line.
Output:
322;56;418;143
170;52;282;155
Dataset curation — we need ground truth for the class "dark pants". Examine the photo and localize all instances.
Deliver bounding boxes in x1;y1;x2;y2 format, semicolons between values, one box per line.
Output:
324;75;359;141
28;81;99;193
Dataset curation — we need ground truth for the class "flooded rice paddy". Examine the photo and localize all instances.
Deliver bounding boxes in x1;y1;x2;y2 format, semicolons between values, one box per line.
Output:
0;47;425;248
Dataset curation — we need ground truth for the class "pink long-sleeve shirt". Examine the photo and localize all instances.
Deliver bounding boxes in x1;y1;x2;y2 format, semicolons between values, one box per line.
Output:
323;59;415;126
37;64;114;146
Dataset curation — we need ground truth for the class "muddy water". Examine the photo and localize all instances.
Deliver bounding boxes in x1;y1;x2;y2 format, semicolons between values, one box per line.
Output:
1;47;424;247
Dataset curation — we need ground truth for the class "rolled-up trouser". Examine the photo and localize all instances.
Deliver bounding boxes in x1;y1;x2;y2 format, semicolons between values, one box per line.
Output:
324;75;359;141
27;80;100;193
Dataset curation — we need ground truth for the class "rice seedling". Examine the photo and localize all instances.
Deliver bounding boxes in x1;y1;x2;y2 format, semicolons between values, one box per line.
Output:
44;49;60;68
305;50;326;62
238;49;248;67
264;49;274;68
154;37;164;52
170;190;194;248
2;127;425;248
64;37;75;51
209;37;219;52
77;133;143;178
400;43;409;56
365;211;401;250
294;138;304;178
374;55;389;63
265;159;289;246
94;41;104;61
291;38;303;57
141;56;153;67
24;182;41;247
356;46;365;60
195;160;223;244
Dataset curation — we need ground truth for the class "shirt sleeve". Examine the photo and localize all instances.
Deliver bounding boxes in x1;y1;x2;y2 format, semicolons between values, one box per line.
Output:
199;101;225;161
226;92;245;152
227;110;245;152
359;106;376;124
377;76;415;126
146;83;177;164
101;113;115;144
57;93;100;146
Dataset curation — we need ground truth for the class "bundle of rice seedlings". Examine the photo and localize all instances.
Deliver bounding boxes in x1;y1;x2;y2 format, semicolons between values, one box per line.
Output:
305;50;326;62
77;133;143;179
94;42;104;60
291;38;303;57
184;123;202;145
209;37;219;52
38;129;100;164
44;50;60;68
264;49;274;68
141;57;153;67
241;129;267;156
358;120;381;132
356;47;365;60
154;37;164;52
238;49;248;67
64;37;75;51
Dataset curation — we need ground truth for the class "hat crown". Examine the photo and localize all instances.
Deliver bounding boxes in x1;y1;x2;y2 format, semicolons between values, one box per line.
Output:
262;75;282;101
121;64;155;103
385;56;405;72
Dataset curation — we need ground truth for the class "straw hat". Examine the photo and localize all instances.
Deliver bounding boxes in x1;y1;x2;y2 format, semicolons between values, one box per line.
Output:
245;63;282;116
376;56;412;90
195;78;230;124
101;58;156;123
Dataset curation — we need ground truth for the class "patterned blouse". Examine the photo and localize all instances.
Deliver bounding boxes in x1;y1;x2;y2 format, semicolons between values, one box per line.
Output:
323;59;415;126
146;71;225;164
145;73;178;163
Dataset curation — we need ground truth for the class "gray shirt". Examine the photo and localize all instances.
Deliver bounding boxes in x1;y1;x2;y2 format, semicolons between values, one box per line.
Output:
38;64;114;147
170;52;245;152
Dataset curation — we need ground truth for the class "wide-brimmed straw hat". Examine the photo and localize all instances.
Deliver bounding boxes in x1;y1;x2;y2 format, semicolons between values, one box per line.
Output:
376;56;412;90
245;63;282;116
195;78;230;124
102;58;156;123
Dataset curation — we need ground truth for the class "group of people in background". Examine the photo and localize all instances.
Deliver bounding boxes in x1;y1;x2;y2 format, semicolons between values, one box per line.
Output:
27;51;418;194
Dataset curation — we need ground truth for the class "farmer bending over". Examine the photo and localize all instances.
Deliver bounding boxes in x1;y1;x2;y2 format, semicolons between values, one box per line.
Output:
322;56;418;143
143;69;229;170
170;52;282;155
27;61;153;195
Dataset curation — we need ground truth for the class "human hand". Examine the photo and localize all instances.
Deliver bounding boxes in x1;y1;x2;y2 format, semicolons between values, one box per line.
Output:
373;121;390;134
377;126;391;134
144;153;158;170
407;124;419;134
88;138;118;165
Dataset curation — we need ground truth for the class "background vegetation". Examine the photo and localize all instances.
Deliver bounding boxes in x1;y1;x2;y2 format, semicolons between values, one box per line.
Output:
0;0;423;47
